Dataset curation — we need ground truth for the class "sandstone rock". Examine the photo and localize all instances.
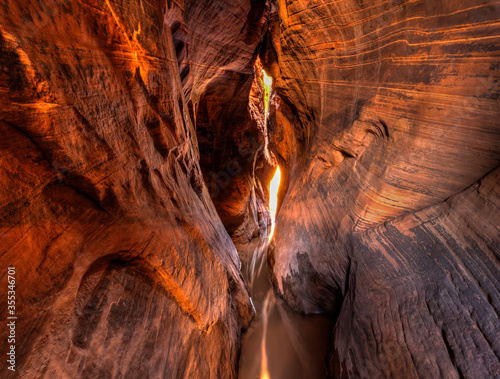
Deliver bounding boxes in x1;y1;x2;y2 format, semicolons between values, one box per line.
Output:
1;0;499;377
0;0;266;377
266;0;500;377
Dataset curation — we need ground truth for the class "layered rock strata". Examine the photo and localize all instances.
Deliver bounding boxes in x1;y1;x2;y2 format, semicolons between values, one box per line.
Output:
1;0;499;377
266;0;500;377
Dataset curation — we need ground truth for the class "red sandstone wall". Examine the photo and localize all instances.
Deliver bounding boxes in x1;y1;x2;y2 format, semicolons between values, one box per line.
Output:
267;0;500;377
0;0;266;377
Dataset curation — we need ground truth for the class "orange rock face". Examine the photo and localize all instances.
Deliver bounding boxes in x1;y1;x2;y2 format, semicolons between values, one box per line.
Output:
1;0;499;378
265;0;500;377
0;0;267;377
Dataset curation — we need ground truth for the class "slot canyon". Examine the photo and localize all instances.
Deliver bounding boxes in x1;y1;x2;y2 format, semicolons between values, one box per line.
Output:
0;0;499;377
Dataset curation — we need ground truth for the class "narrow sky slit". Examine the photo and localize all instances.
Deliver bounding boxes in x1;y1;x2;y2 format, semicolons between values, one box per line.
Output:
268;165;281;240
261;69;273;121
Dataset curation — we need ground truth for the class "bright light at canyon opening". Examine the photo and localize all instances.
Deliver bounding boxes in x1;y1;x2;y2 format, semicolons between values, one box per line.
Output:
261;68;273;119
268;165;281;240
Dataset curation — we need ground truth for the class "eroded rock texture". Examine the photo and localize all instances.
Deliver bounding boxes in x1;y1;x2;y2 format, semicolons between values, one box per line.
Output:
1;0;499;377
0;0;267;377
266;0;500;377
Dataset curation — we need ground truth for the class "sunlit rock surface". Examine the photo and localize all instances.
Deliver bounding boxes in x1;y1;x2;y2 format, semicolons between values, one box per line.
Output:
266;0;500;377
1;0;499;378
0;0;267;377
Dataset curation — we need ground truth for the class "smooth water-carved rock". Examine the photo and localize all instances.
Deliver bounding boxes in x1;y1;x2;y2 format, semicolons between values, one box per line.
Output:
1;0;499;378
266;0;500;377
0;0;267;377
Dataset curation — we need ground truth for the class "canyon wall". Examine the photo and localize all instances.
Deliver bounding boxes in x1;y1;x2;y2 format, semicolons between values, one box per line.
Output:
1;0;499;377
0;0;268;377
266;0;500;377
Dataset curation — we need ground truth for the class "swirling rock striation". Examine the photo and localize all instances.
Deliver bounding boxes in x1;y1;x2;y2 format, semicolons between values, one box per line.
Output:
265;0;500;377
1;0;499;377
